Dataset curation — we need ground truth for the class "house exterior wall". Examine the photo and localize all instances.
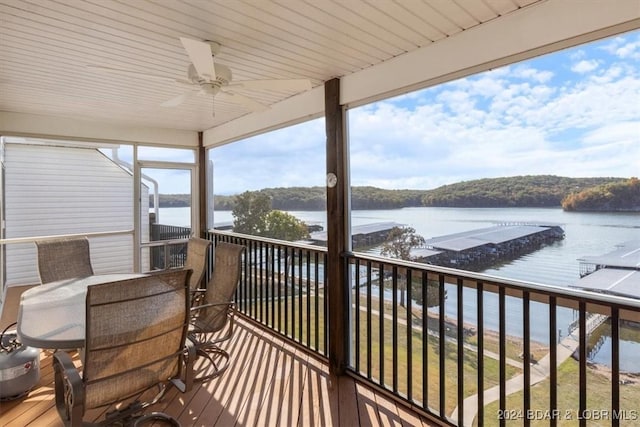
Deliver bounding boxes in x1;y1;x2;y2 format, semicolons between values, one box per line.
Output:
3;143;149;286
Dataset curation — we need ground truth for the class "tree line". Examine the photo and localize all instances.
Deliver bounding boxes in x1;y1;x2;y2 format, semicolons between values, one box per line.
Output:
561;177;640;211
154;175;636;211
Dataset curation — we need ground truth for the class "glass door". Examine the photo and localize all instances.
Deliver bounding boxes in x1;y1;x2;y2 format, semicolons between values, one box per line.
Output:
0;138;5;290
138;162;196;272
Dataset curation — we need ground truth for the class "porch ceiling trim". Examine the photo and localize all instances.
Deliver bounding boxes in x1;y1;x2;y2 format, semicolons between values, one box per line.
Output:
203;0;640;148
0;111;199;147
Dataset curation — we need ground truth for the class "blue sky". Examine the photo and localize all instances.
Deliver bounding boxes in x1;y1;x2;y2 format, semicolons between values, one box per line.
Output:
211;31;639;195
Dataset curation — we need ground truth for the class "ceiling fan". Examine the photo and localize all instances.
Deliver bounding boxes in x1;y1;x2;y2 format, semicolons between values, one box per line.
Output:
90;37;312;115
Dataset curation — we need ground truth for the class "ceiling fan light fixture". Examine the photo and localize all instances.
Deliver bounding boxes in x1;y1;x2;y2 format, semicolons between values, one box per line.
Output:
202;83;221;96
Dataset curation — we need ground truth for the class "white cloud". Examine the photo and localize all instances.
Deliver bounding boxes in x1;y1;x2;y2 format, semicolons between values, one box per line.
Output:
600;34;640;60
512;66;554;83
571;59;599;73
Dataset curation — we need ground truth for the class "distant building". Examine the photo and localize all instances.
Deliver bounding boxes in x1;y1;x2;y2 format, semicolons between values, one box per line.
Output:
2;141;150;287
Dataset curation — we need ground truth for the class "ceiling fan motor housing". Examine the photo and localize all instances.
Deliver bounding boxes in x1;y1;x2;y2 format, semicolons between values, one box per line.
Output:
187;63;232;86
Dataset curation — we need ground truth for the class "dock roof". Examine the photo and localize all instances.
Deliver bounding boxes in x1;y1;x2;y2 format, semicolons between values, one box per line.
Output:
578;240;640;269
424;225;556;252
571;268;640;299
310;221;403;243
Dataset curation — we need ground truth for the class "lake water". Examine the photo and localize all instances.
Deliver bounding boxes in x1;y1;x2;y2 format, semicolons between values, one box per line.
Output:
159;206;640;370
201;207;638;286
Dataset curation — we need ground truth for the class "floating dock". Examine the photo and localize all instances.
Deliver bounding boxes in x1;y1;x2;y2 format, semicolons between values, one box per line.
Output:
572;240;640;299
309;221;404;249
412;223;565;270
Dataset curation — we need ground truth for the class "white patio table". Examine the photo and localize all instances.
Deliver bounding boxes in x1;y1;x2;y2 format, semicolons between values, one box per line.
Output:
17;273;146;349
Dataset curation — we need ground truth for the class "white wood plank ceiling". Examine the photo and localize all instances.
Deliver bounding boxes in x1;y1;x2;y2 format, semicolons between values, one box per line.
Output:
1;0;638;145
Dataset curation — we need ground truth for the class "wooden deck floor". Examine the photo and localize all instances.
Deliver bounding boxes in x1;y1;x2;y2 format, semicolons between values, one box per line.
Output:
1;317;439;426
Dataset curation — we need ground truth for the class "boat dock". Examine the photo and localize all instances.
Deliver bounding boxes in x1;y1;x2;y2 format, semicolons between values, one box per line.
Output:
309;221;404;249
572;240;640;299
412;223;565;270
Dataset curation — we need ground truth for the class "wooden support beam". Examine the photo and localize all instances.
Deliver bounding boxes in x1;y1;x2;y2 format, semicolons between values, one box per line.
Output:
198;132;207;237
325;78;350;376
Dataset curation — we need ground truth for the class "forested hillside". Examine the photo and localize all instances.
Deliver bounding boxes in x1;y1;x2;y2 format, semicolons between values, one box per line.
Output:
154;175;630;210
212;186;425;210
421;175;624;208
561;177;640;211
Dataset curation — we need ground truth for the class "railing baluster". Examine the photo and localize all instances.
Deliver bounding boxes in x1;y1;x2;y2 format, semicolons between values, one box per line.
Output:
290;248;296;340
549;296;557;427
438;274;445;418
277;245;282;333
611;306;620;427
306;250;311;348
264;244;274;327
422;270;428;410
406;269;413;402
355;258;361;372
249;240;254;319
284;246;289;336
379;262;385;387
323;252;328;355
579;302;587;427
457;278;464;425
314;252;319;351
477;282;484;426
392;265;398;393
298;248;303;343
240;239;247;313
259;242;264;324
367;260;372;379
499;286;506;427
523;291;530;427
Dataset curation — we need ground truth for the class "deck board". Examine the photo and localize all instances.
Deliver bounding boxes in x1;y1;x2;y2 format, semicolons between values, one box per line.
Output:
0;317;439;426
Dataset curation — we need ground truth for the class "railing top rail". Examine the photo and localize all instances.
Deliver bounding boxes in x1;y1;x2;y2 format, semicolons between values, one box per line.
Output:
0;229;134;245
142;238;190;247
346;250;640;310
209;229;328;253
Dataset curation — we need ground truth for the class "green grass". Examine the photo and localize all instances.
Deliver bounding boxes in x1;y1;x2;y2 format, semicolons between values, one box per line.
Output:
246;288;522;417
242;277;640;423
477;358;640;427
350;303;519;415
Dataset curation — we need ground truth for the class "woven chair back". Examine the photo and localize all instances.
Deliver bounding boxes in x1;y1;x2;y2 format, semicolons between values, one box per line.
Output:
200;242;244;332
82;269;191;409
184;237;212;291
36;237;94;284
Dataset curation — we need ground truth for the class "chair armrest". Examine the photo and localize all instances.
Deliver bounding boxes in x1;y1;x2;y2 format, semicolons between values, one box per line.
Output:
53;351;85;426
190;301;235;313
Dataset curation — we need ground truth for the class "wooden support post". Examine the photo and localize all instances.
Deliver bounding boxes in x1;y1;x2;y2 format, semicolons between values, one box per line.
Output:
198;132;207;237
325;78;349;376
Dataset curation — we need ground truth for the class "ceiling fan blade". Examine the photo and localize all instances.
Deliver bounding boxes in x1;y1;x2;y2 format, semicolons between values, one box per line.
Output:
179;37;216;81
160;91;193;107
87;65;174;82
218;90;268;112
227;79;311;92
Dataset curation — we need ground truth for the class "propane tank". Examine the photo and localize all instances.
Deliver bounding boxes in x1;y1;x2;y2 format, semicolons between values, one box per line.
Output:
0;324;40;401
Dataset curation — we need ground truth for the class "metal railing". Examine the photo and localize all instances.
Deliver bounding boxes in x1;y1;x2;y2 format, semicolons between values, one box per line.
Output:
206;231;640;427
148;223;191;270
0;229;134;245
207;230;329;357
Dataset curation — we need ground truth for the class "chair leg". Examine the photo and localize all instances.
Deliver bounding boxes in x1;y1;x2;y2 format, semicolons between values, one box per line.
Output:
53;351;85;427
192;345;230;382
133;412;180;426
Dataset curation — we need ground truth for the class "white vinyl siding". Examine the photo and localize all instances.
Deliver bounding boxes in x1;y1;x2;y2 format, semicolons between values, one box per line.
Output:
4;143;148;286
